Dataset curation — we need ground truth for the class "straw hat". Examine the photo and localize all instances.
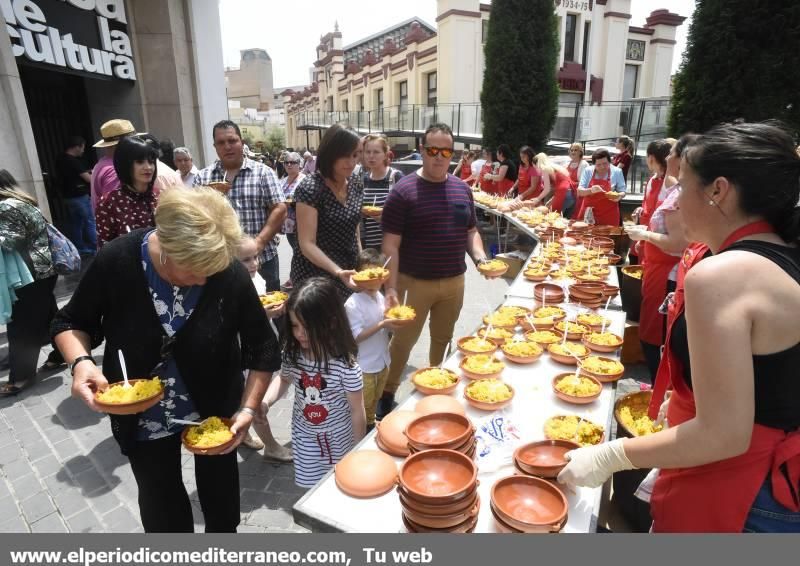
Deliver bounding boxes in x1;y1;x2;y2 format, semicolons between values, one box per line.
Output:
93;119;137;148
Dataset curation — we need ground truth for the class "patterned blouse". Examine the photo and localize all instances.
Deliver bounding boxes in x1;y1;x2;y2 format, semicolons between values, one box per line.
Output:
280;173;305;235
0;198;54;280
290;171;364;299
135;231;202;440
95;185;158;248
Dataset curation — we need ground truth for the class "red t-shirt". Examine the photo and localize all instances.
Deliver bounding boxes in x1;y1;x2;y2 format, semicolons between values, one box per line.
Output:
382;173;477;279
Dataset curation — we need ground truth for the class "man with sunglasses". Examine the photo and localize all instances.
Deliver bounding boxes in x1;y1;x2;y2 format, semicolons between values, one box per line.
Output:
378;123;493;418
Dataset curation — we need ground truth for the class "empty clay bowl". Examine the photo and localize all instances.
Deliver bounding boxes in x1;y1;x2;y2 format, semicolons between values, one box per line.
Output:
514;439;580;479
376;410;421;456
414;395;467;417
335;450;397;498
405;413;473;450
398;449;478;504
490;475;569;532
402;510;479;533
533;283;565;304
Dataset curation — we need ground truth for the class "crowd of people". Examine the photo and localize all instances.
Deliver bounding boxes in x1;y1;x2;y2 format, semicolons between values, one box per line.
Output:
2;115;799;533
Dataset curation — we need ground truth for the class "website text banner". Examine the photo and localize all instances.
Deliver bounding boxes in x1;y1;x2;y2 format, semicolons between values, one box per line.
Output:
0;533;787;566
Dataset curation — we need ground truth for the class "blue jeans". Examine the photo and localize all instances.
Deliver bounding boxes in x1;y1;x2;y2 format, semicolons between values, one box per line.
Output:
258;255;280;292
743;477;800;532
63;195;97;254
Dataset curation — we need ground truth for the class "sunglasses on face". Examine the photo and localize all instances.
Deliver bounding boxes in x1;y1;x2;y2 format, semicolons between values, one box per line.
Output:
423;146;454;159
285;161;300;165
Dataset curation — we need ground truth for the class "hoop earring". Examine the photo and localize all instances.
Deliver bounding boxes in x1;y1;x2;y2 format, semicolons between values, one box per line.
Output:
159;250;167;265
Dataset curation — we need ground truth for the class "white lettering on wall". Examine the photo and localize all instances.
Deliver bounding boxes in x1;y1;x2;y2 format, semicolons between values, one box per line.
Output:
1;0;136;80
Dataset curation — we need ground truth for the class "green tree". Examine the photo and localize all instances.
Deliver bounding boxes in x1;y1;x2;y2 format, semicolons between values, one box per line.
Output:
481;0;559;151
669;0;800;136
263;127;286;155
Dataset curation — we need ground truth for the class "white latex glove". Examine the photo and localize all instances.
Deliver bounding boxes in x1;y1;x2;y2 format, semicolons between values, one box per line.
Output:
557;438;637;489
654;390;672;429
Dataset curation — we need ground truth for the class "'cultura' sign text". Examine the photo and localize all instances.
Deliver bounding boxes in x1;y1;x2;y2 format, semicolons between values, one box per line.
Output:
1;0;136;80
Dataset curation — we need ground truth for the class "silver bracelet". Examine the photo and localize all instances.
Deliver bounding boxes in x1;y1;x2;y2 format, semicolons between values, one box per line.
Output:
237;407;257;418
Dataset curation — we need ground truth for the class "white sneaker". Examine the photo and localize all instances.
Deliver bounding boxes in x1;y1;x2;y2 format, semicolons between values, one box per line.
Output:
263;443;293;462
242;430;264;450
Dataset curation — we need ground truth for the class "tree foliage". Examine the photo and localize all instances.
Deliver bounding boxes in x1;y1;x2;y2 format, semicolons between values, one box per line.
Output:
669;0;800;136
481;0;560;151
263;127;286;156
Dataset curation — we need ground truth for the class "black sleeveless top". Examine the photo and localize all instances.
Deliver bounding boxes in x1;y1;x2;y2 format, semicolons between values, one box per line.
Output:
670;240;800;431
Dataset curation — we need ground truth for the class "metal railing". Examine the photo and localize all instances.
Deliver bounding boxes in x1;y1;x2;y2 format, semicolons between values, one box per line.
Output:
293;97;672;193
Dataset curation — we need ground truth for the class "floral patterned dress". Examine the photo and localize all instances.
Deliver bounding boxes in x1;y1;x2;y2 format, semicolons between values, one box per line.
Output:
135;230;203;440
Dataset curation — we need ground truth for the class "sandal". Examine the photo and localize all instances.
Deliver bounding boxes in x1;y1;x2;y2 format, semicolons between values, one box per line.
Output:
0;383;22;397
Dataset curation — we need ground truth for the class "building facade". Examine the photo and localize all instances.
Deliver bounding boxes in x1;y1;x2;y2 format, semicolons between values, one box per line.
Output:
1;0;227;220
284;0;684;150
225;48;274;110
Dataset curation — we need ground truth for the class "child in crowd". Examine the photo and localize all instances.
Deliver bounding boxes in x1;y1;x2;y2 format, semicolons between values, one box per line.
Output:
262;277;366;487
344;249;399;430
237;236;293;461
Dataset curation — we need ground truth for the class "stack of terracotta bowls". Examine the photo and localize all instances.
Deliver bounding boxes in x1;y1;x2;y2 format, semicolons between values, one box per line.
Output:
405;412;476;459
490;475;569;533
398;449;480;533
582;235;615;253
568;282;605;308
589;225;613;237
534;283;565;305
375;410;420;457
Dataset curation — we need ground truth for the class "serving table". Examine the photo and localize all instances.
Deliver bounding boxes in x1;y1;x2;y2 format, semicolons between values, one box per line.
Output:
293;299;626;533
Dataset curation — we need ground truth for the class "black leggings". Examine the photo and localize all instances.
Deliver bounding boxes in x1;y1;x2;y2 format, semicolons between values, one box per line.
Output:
127;434;240;532
7;275;59;384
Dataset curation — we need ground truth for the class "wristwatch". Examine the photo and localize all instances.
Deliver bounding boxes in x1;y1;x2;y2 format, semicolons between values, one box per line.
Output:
70;355;96;376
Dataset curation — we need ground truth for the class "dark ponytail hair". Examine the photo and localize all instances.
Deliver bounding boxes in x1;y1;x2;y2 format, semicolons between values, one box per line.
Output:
283;277;357;372
683;121;800;242
646;139;673;172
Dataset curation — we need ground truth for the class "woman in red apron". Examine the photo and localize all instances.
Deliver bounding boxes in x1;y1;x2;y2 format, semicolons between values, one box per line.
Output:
454;150;475;182
567;143;586;219
513;146;542;201
484;144;517;197
574;148;624;226
626;139;682;379
613;135;634;181
477;156;496;194
558;122;800;532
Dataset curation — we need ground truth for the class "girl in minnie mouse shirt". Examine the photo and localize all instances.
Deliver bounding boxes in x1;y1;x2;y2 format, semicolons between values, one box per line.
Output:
262;277;366;487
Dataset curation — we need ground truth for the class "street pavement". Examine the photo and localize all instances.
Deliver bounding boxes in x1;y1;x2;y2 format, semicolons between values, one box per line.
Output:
0;235;510;533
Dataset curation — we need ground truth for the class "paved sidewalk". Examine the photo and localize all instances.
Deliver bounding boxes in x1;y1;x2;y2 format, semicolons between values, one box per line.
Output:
0;237;509;533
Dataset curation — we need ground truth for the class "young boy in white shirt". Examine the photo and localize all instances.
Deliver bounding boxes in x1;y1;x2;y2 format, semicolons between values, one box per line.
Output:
344;249;400;429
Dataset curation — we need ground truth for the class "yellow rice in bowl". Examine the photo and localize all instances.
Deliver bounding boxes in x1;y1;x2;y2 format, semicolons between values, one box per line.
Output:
460;337;497;353
352;267;389;281
462;354;505;375
501;341;543;357
544;416;604;447
497;305;529;318
259;291;288;307
554;374;601;397
414;368;458;389
555;321;590;335
548;342;589;357
96;377;162;404
582;356;624;375
465;379;512;403
525;330;562;344
618;406;663;436
585;332;623;346
483;311;518;327
386;305;416;320
184;416;233;448
533;306;566;320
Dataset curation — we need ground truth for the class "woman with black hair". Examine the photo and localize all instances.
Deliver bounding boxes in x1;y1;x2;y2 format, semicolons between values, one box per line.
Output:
95;136;159;247
291;124;364;298
560;121;800;532
483;143;517;197
613;135;635;180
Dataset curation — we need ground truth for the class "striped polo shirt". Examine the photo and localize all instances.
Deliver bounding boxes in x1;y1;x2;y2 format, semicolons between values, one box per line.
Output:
382;172;477;279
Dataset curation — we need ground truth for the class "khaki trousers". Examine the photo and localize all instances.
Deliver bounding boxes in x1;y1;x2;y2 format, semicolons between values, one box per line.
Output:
384;272;465;395
362;366;389;426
